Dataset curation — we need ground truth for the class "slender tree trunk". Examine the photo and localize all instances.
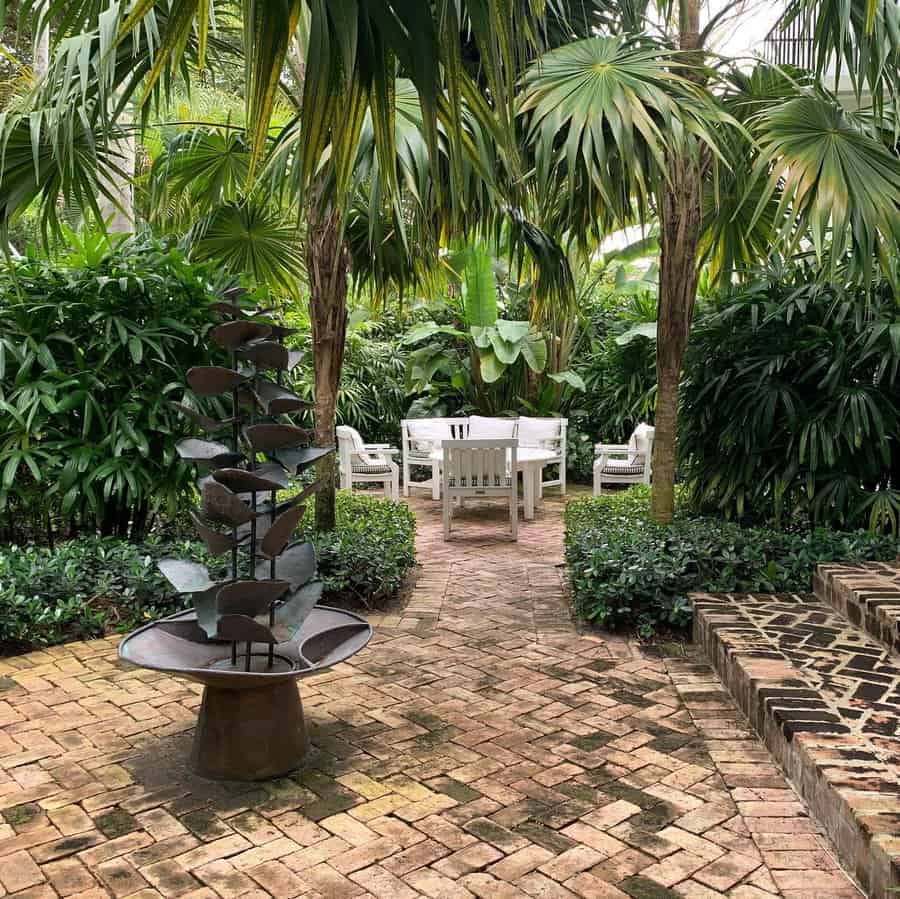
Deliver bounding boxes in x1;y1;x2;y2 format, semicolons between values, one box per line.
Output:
97;99;135;233
650;0;703;525
306;197;349;532
33;1;49;78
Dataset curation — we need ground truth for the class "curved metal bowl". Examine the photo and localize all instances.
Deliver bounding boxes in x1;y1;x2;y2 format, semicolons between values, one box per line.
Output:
118;605;372;690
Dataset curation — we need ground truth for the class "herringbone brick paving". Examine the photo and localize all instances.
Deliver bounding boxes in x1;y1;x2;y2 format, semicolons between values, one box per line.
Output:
0;492;861;898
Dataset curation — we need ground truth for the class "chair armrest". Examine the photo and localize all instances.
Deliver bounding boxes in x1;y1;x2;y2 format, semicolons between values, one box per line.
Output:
369;446;399;461
594;443;629;454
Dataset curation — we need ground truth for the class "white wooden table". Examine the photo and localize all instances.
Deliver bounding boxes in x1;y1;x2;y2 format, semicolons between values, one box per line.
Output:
429;445;556;520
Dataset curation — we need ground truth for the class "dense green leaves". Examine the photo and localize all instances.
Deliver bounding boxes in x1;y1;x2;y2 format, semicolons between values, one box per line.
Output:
0;236;219;539
748;96;900;278
0;491;415;654
298;492;416;607
681;260;900;531
565;486;899;637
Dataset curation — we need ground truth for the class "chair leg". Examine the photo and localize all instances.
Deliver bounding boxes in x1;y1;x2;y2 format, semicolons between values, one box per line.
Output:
403;460;410;497
432;462;441;500
510;486;518;540
391;469;399;501
593;461;602;496
560;460;566;496
442;490;452;539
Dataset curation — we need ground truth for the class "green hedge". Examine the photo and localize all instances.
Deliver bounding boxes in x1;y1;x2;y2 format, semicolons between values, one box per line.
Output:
0;493;416;655
299;492;416;607
565;486;898;637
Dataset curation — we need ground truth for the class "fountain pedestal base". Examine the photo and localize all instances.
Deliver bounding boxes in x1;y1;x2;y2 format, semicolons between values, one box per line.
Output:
191;680;307;780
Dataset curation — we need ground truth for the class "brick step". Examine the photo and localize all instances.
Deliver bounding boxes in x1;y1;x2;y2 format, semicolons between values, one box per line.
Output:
815;562;900;656
694;590;900;898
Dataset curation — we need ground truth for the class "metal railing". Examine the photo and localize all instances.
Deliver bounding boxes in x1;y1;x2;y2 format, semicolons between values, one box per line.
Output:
762;15;815;70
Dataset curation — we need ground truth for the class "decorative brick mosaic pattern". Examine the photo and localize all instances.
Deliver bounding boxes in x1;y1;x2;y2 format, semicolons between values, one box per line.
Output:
0;494;859;899
815;563;900;654
694;590;899;898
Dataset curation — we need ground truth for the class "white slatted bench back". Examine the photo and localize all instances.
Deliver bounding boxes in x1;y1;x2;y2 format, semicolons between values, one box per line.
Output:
442;439;516;494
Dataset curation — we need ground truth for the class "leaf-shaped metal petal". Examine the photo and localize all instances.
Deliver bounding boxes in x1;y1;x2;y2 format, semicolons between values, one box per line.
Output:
239;340;287;369
259;504;305;560
176;438;243;468
271;581;323;643
244;424;312;452
210;320;273;350
158;559;215;594
215;614;277;645
213;463;290;493
257;541;316;588
209;301;247;318
267;325;298;340
201;482;258;526
193;585;221;639
172;402;234;434
187;366;249;397
157;618;213;643
236;386;259;411
190;512;237;556
216;580;290;617
253;379;310;414
239;341;304;372
274;446;334;474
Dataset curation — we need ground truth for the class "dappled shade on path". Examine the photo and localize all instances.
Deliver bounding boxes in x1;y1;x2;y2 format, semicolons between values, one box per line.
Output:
0;492;858;898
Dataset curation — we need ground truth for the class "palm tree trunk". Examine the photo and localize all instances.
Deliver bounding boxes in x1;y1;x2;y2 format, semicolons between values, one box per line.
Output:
651;158;702;523
306;197;349;532
649;0;702;525
33;1;49;78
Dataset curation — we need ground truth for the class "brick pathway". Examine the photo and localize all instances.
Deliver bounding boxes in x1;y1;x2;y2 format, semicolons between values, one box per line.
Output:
0;493;861;899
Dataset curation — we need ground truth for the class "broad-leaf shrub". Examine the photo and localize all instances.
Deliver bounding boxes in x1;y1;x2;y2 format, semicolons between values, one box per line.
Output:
0;236;219;542
299;492;416;607
0;492;416;654
681;262;900;531
565;487;898;637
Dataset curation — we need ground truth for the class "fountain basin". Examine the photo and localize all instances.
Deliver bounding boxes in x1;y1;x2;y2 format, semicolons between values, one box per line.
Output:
118;605;372;779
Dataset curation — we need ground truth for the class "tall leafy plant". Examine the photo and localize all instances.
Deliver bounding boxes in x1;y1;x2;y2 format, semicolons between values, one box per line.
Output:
0;235;219;542
681;260;900;532
403;243;550;413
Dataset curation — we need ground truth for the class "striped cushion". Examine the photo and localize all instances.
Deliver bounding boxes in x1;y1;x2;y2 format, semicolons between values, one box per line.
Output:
352;462;393;475
448;476;512;488
600;463;645;476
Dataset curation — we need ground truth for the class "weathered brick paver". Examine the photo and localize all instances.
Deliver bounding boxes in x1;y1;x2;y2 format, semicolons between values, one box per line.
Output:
0;493;860;898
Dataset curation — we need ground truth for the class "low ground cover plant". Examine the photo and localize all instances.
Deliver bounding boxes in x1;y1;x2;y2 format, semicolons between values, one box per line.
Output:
565;486;898;637
0;493;416;654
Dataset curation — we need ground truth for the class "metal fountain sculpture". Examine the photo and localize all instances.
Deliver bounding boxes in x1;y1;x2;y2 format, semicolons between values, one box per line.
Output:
119;291;371;781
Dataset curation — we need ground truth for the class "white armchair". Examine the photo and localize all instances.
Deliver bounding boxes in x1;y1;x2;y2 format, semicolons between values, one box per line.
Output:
336;426;400;501
593;423;654;495
401;418;466;499
442;439;518;540
517;416;567;495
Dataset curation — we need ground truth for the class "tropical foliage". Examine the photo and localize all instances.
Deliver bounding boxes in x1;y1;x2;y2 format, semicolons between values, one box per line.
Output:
0;491;416;654
681;259;900;532
0;235;219;543
565;487;900;637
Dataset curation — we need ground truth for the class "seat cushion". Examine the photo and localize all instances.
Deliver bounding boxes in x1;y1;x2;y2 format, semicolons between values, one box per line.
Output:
407;419;452;451
467;415;516;440
517;416;561;447
600;460;645;476
352;462;393;475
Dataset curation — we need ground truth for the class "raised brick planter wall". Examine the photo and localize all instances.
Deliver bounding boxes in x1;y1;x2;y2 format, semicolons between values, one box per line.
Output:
815;562;900;655
694;591;900;898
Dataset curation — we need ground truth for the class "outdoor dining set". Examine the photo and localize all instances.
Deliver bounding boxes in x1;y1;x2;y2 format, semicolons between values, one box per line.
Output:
337;416;654;540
